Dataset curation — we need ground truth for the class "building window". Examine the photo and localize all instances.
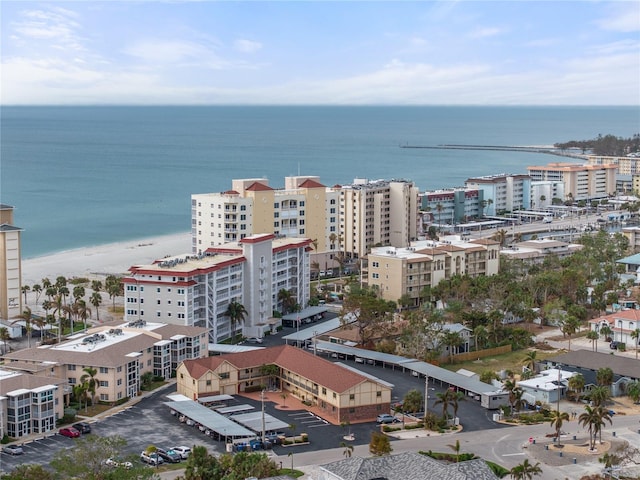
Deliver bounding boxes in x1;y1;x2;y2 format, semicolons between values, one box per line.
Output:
100;394;108;401
349;394;355;400
219;372;230;379
322;387;327;395
99;367;108;374
333;392;336;399
117;379;122;386
99;381;108;387
68;365;76;371
274;203;280;209
376;391;382;397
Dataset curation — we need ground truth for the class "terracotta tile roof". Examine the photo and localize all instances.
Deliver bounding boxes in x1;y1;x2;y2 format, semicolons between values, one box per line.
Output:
298;179;326;189
245;182;274;192
182;345;375;393
222;190;240;195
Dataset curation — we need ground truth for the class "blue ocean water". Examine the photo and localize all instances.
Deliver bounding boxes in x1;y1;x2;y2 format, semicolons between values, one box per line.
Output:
1;106;638;258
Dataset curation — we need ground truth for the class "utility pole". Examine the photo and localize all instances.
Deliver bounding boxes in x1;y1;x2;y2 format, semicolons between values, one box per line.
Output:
424;375;429;418
261;390;266;442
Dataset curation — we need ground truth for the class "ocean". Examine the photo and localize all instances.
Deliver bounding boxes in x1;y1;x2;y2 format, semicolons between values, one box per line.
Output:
1;106;638;259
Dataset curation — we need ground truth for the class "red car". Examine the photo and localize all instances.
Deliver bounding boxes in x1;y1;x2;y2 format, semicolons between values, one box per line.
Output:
58;427;80;438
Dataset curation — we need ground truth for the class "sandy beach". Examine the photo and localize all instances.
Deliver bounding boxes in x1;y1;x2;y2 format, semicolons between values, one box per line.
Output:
21;231;192;286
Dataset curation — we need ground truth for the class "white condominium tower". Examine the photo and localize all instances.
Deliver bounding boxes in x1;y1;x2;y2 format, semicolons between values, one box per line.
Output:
123;234;311;343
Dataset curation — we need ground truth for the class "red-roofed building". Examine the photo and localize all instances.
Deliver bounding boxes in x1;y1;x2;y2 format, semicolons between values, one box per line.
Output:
589;309;640;347
177;345;392;423
123;234;312;343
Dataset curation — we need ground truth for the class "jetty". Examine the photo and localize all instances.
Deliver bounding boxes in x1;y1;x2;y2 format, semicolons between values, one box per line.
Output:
400;144;586;159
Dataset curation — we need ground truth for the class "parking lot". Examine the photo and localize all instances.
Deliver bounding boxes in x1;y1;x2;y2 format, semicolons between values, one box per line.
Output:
0;331;512;472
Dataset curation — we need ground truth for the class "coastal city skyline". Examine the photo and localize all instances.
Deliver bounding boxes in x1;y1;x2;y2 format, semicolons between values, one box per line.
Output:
1;1;639;106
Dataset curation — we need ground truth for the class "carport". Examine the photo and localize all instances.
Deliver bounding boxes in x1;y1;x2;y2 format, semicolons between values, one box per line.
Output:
281;306;328;328
230;411;290;433
165;400;255;440
313;341;504;405
215;404;255;415
282;315;355;346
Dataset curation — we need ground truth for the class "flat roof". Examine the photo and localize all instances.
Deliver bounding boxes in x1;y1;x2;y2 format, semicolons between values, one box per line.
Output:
334;363;394;389
165;401;255;438
215;404;255;415
282;306;328;321
230;411;291;433
314;341;500;396
282;315;355;342
197;394;234;404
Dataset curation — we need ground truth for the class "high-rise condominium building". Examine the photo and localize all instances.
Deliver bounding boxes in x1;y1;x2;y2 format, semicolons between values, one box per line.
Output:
527;162;617;201
123;234;311;343
0;204;22;321
465;174;531;215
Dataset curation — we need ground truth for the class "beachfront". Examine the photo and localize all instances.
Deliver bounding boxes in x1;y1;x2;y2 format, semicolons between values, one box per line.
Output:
21;231;192;286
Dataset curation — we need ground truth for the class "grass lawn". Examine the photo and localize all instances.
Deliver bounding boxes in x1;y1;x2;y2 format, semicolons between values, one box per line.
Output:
141;380;167;392
73;402;113;417
440;349;559;376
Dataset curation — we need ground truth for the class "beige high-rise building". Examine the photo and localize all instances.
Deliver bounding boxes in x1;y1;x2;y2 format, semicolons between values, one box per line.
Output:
0;204;22;320
527;162;617;201
587;155;640;175
367;236;500;305
340;179;419;259
191;176;339;256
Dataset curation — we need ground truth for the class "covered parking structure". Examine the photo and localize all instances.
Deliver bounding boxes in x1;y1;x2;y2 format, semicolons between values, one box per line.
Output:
165;400;255;440
282;315;355;346
281;306;329;328
230;411;290;433
313;340;503;405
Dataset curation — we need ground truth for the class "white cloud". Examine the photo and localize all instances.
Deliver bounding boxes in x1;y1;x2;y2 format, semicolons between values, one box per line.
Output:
12;7;82;49
124;40;211;64
596;3;640;32
234;39;262;53
469;27;504;39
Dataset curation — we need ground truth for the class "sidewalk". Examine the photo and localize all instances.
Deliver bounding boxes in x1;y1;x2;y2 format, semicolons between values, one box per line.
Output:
533;326;640;360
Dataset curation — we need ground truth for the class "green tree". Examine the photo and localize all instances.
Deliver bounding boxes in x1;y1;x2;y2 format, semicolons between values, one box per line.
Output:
340;441;354;458
631;328;640;359
561;315;581;351
509;459;542;480
442;330;463;364
12;306;33;349
447;439;461;466
521;350;537;373
549;410;569;446
182;444;221;480
0;327;10;354
21;284;31;304
0;464;55;480
402;389;423;414
627;380;640;404
369;431;392;456
277;288;297;315
596;367;614;387
90;291;103;322
589;385;611;408
341;286;395;346
586;330;599;352
451;390;466;419
49;434;154;479
567;374;585;402
105;275;123;309
579;405;600;450
32;283;42;305
224;301;247;342
434;389;455;420
81;366;98;407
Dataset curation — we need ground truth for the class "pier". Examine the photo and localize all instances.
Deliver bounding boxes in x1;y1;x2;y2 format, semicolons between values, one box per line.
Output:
400;143;586;159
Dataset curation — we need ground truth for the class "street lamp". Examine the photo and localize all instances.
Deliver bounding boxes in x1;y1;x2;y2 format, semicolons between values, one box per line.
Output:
261;390;266;442
313;331;318;356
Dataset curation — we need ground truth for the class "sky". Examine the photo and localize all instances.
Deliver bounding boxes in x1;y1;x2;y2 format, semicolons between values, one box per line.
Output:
1;1;639;106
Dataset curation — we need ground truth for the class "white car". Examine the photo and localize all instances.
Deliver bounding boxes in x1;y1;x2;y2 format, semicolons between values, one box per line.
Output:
172;446;192;459
140;451;164;466
245;337;263;344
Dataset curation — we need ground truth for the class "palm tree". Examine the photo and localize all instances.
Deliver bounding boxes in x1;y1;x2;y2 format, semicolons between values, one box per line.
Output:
589;385;611;408
579;405;599;450
31;315;47;344
561;315;581;351
90;292;103;322
277;288;297;315
76;300;92;332
503;379;521;416
451;390;466;420
549;410;569;446
522;350;537;374
599;324;613;343
12;306;33;349
510;459;542;480
446;439;461;466
442;330;463;364
596;367;613;387
435;203;443;232
586;330;599;352
340;442;354;458
0;327;10;354
473;325;489;350
224;301;247;342
80;367;98;407
32;284;42;305
593;405;613;445
434;389;454;420
567;374;585;402
21;285;31;304
631;328;640;359
626;380;640;404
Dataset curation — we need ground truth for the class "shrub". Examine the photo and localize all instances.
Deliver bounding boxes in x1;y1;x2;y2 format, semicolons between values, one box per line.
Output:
245;385;264;393
485;460;510;477
382;425;401;432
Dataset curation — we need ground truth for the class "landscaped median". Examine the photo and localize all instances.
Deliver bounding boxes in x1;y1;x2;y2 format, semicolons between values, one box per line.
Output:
280;433;309;446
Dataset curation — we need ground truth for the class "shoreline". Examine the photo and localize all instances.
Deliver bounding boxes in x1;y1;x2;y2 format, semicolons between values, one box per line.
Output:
21;231;192;285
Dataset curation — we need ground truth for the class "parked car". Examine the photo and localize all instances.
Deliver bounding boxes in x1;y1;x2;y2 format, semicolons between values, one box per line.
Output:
376;414;399;424
245;337;263;344
59;427;81;438
105;458;132;469
156;447;182;463
610;341;620;350
171;446;192;459
73;422;92;434
2;445;24;455
265;432;285;445
140;451;164;466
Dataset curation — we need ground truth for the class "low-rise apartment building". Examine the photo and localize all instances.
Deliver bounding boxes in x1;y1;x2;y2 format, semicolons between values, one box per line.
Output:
589;309;640;347
177;345;392;423
527;162;617;202
2;321;207;406
124;234;311;343
587;155;640;176
367;236;500;304
0;369;66;439
420;188;484;225
500;239;583;264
